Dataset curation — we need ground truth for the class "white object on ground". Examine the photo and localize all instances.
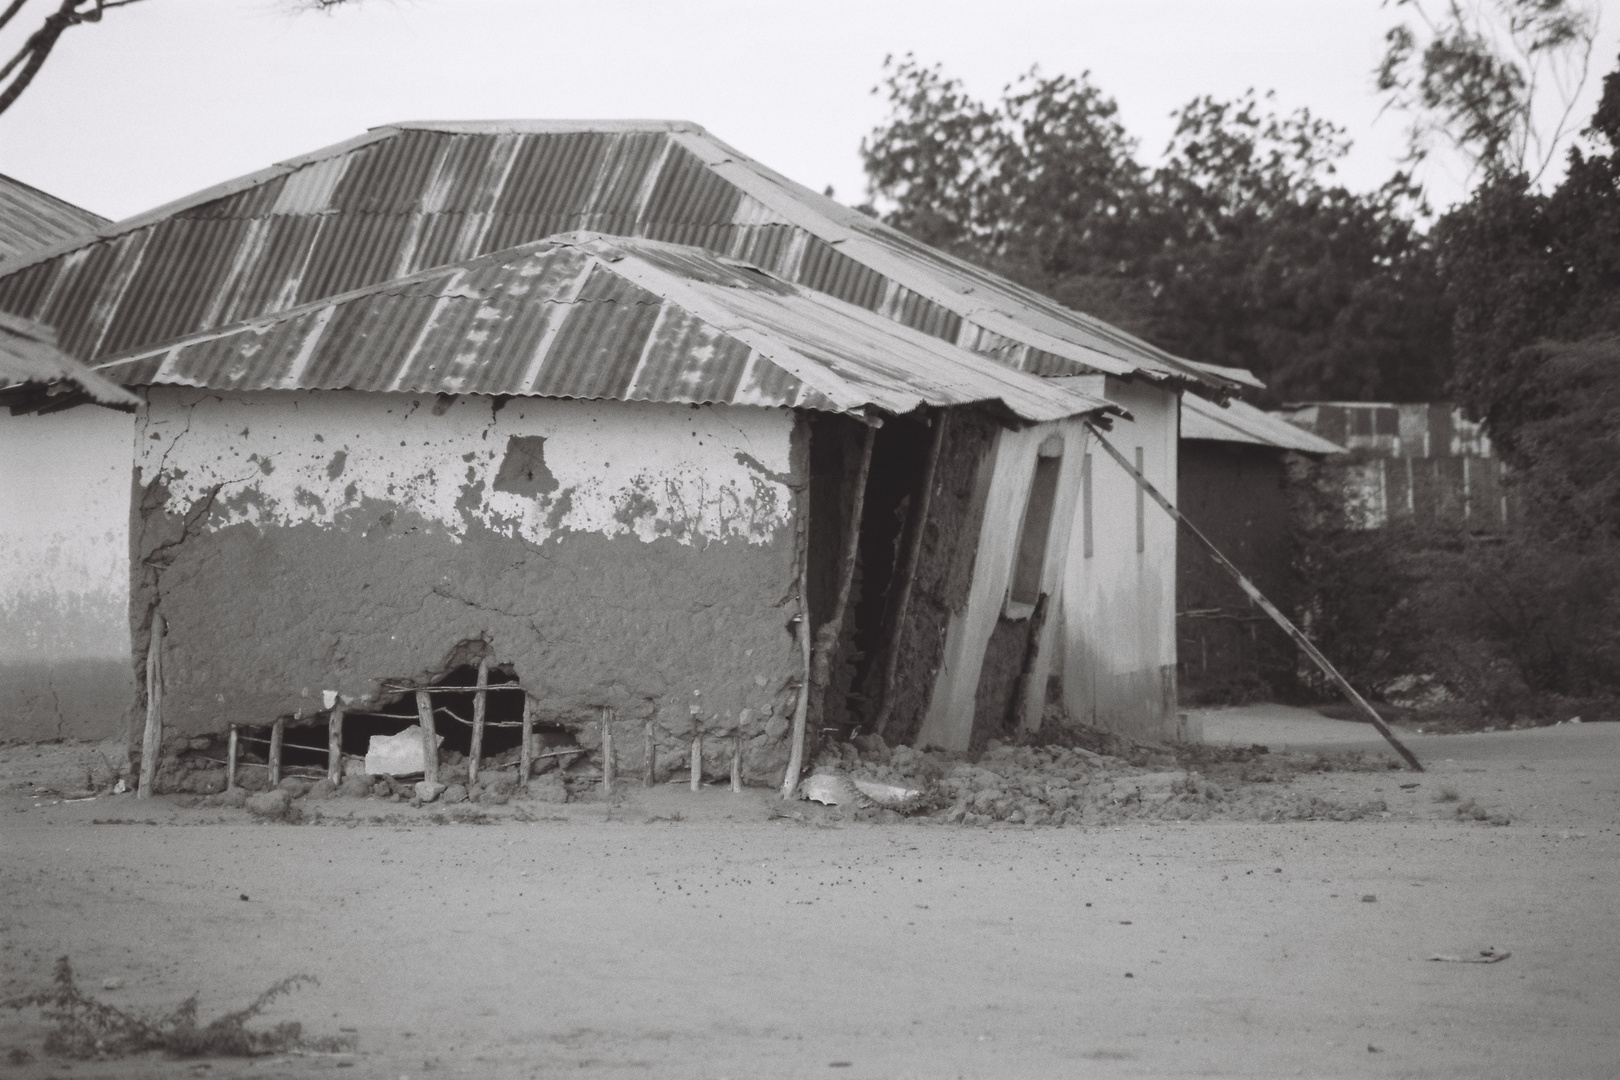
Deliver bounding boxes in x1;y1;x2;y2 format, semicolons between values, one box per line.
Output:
364;726;441;776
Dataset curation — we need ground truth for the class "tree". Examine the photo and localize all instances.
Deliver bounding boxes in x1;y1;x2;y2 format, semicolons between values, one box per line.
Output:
862;61;1453;402
1376;0;1602;188
0;0;358;118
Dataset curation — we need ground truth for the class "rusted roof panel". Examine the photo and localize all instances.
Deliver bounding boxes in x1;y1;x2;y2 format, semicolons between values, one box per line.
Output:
91;234;1114;424
0;174;107;263
0;311;139;410
1181;393;1343;454
0;121;1236;393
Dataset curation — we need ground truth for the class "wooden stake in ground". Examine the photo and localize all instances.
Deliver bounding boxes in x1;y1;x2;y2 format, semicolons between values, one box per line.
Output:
601;707;615;795
690;726;703;791
137;614;165;799
730;736;742;793
415;691;437;785
468;657;491;785
644;720;655;787
268;717;285;788
1083;421;1424;772
226;724;238;792
519;695;534;788
327;707;344;786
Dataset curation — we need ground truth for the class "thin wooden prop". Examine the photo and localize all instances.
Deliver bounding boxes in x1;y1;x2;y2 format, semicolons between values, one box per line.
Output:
644;721;655;787
468;657;491;785
690;728;702;791
137;615;164;799
226;724;238;792
268;717;285;788
782;540;814;800
601;707;615;795
730;737;742;793
873;409;947;739
1004;593;1050;733
1083;421;1424;772
327;707;344;785
415;691;438;785
519;695;534;788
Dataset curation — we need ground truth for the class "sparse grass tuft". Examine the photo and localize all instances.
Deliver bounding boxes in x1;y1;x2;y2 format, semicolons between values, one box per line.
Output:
1433;785;1462;802
2;956;354;1060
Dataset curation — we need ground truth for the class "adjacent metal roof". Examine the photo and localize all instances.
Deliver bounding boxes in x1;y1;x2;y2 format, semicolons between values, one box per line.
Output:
91;233;1119;424
1182;393;1343;454
0;121;1236;394
0;174;107;263
0;311;140;412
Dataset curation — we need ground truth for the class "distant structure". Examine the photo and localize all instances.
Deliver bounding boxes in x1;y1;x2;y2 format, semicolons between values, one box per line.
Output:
1277;402;1516;531
0;173;106;263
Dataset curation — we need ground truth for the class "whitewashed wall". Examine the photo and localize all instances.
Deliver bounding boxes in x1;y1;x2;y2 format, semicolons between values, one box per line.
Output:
0;406;136;740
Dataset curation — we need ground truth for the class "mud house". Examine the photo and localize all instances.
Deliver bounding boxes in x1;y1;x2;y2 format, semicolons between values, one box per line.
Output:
0;121;1240;775
1175;393;1343;702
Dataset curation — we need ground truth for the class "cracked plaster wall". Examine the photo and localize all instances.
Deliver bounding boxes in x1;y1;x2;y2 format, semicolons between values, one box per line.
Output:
0;407;137;741
133;388;804;775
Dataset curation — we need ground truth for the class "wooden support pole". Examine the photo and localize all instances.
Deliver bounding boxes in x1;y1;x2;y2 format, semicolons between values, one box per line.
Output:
415;691;437;784
327;707;344;786
730;736;742;793
226;724;238;791
690;728;702;791
1083;421;1424;772
519;695;534;788
468;657;491;785
137;614;165;799
873;409;948;739
601;707;615;795
268;717;284;788
782;560;814;800
644;721;655;787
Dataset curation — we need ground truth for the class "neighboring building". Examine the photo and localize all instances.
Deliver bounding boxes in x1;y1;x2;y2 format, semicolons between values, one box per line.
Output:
1277;402;1515;530
0;121;1238;760
1176;394;1343;701
0;172;106;264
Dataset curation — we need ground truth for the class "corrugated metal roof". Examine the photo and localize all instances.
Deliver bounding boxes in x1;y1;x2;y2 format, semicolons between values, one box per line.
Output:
0;174;107;264
1181;394;1343;454
0;311;140;411
0;121;1236;395
91;233;1118;425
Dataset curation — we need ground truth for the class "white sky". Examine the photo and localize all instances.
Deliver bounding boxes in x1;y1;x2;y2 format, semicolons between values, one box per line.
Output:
0;0;1614;223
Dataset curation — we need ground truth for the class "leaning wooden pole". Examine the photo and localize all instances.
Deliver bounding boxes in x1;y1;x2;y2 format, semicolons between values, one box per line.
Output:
415;691;438;785
872;410;947;739
137;614;165;799
601;707;615;795
784;421;878;798
327;707;344;786
519;695;534;789
268;717;285;788
1083;421;1423;772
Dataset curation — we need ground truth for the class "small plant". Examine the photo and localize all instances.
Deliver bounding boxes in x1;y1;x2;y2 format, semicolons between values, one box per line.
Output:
2;956;354;1060
1433;785;1461;803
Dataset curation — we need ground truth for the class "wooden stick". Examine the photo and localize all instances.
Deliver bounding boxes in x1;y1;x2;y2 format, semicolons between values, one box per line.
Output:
137;614;164;799
1004;592;1050;733
601;707;615;795
730;736;742;793
226;724;238;791
1084;421;1424;772
268;717;284;788
327;707;344;785
644;721;655;787
873;409;947;739
415;691;437;784
782;550;814;800
690;728;702;791
469;657;490;785
519;695;534;788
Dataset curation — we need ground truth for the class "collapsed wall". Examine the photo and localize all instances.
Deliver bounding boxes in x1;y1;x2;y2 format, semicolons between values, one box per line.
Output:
131;389;805;784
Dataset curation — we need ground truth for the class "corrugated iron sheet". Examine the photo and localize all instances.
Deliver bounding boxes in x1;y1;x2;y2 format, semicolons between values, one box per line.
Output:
0;122;1235;395
1180;394;1343;454
0;174;107;263
0;311;139;409
92;234;1116;425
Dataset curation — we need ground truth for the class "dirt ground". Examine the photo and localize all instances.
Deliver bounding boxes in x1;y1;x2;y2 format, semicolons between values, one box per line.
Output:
2;715;1617;1079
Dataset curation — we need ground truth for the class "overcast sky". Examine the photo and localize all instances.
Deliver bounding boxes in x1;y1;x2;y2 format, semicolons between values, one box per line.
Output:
1;0;1614;223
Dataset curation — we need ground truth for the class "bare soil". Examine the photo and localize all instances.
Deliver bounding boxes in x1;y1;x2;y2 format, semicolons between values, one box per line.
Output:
2;720;1617;1079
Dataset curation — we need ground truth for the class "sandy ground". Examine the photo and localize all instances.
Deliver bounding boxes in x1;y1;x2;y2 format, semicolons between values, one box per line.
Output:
1;713;1617;1079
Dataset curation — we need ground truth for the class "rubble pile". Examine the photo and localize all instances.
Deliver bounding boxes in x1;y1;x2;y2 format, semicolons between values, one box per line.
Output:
809;732;1394;826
